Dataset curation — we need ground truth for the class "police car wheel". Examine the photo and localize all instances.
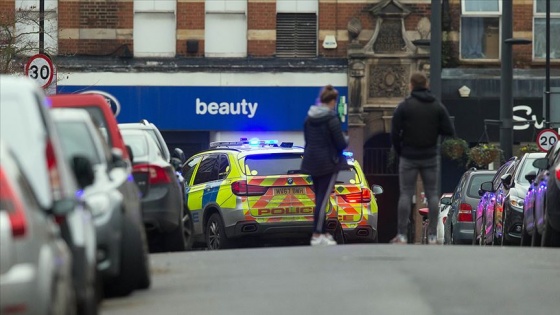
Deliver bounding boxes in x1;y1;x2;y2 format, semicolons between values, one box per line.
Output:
206;213;233;250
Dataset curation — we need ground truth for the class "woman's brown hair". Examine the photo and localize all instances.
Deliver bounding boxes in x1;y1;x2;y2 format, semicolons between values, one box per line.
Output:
320;84;339;104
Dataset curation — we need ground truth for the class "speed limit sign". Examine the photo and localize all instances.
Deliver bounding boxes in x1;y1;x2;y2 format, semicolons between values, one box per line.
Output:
25;54;54;89
536;129;559;152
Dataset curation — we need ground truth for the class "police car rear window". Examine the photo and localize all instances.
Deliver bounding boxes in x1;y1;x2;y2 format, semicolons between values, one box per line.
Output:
244;153;303;176
467;173;495;198
336;168;361;184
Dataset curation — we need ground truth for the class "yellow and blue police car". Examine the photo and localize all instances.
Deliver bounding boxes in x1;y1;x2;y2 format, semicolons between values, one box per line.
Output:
331;152;383;243
181;139;341;249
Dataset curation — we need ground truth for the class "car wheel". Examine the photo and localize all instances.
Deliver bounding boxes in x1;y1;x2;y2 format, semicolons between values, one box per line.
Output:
104;215;151;297
205;213;233;250
531;226;541;247
332;223;345;244
479;212;486;246
183;207;195;250
77;265;98;315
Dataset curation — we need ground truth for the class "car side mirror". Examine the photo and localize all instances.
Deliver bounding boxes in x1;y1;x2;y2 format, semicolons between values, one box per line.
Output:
171;157;182;172
111;148;128;168
442;197;452;205
480;181;493;194
71;155;95;189
173;148;186;164
500;173;513;189
371;184;383;195
525;171;537;183
532;158;548;170
51;198;77;216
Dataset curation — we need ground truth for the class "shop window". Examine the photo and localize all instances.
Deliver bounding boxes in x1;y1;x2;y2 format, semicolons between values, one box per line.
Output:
134;1;176;57
460;0;501;60
533;0;560;60
276;13;317;58
205;0;247;57
14;0;58;56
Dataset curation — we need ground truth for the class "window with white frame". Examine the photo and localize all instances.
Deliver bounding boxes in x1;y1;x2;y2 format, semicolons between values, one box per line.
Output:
460;0;501;60
14;0;58;56
205;0;247;57
134;0;177;57
276;0;318;58
533;0;560;60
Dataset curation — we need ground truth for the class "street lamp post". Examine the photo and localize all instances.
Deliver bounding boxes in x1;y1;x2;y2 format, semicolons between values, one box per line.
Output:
39;0;45;53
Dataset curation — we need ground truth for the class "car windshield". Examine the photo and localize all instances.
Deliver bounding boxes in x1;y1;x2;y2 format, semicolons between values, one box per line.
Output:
55;121;101;165
336;167;361;184
243;153;304;176
467;173;495;198
80;107;111;147
517;157;540;185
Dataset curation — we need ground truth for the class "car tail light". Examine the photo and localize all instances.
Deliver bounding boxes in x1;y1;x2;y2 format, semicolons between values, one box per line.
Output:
457;203;472;222
556;164;560;181
442;216;447;224
0;167;27;238
46;140;62;200
231;180;268;196
341;188;371;203
133;164;171;184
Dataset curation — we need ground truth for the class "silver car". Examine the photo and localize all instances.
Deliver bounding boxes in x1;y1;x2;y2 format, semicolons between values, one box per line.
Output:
0;139;74;315
0;76;97;313
50;108;151;298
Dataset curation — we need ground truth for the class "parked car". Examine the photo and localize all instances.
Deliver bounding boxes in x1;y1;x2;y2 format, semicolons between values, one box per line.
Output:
332;152;383;243
118;120;171;162
0;76;97;314
48;94;132;164
475;158;518;246
437;193;453;244
182;139;340;249
488;152;546;245
51;108;151;297
0;139;75;315
523;141;560;247
119;128;190;252
445;167;496;245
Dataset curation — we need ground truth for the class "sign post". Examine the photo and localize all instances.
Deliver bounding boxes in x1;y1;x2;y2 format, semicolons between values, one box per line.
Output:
25;53;54;89
536;129;559;152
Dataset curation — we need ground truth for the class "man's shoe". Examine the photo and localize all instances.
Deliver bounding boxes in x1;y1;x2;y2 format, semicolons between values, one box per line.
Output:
390;234;407;244
310;234;337;246
428;235;438;245
322;234;337;246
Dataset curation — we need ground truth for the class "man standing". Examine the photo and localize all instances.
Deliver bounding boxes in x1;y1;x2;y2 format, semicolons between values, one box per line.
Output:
390;72;455;244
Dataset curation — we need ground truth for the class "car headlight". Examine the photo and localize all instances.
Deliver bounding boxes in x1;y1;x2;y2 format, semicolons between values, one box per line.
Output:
509;195;524;209
86;194;111;217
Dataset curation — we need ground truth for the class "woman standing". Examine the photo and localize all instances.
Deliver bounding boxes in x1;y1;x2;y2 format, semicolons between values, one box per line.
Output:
301;85;349;246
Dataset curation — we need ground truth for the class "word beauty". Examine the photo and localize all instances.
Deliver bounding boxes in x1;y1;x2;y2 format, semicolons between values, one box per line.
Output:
196;98;258;118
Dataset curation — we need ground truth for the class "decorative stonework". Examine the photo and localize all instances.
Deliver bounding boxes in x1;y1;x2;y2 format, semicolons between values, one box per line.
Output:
364;0;414;55
373;19;407;53
368;64;410;98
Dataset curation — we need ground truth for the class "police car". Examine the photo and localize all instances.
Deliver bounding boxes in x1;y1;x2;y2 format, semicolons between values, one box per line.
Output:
331;152;383;243
181;139;340;249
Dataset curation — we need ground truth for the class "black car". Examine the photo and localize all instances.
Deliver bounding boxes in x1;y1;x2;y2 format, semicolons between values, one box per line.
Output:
120;128;192;252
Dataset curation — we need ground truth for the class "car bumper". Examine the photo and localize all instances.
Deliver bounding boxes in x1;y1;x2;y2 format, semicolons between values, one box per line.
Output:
504;206;524;242
141;185;182;233
453;221;474;243
225;219;339;239
343;226;377;242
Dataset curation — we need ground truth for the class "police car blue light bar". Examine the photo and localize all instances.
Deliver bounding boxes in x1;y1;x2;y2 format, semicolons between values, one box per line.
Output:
343;151;354;158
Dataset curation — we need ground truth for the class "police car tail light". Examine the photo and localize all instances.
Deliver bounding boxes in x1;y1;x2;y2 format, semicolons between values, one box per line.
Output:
341;188;371;203
457;203;473;222
231;180;267;196
133;164;171;184
556;164;560;181
0;167;27;238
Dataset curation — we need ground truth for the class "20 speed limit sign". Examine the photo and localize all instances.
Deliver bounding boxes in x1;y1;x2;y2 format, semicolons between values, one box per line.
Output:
25;54;54;89
536;129;559;152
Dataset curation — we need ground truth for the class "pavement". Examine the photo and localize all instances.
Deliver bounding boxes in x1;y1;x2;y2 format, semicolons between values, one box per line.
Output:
101;244;560;315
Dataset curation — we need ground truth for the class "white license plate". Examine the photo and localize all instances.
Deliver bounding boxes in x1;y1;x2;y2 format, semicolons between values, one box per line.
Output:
273;187;306;195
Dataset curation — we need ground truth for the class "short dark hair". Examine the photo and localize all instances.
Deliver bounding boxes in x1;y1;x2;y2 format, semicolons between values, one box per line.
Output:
320;84;339;104
410;72;428;89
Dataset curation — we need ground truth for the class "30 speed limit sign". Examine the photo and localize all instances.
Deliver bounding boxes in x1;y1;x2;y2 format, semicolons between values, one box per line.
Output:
25;54;55;89
536;129;559;152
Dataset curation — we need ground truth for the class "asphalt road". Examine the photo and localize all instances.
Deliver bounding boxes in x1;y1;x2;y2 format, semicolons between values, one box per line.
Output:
101;244;560;315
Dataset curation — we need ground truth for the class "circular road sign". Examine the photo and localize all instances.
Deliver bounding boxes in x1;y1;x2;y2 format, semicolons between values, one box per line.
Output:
536;129;559;152
25;54;55;89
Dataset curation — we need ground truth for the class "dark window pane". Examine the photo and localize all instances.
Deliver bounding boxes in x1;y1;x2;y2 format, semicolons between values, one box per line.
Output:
461;17;500;59
193;155;218;185
244;153;303;176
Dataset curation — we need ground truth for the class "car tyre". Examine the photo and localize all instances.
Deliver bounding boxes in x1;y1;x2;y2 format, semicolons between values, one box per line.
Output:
104;216;151;297
77;265;98;315
206;213;234;250
520;222;531;246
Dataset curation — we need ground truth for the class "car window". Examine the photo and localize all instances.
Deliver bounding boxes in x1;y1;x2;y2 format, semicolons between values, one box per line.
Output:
467;173;496;197
122;134;149;159
193;154;219;185
146;129;165;156
55;121;102;165
336;167;360;184
80;107;112;147
516;156;540;185
493;161;514;188
218;154;230;180
243;153;303;176
183;156;202;185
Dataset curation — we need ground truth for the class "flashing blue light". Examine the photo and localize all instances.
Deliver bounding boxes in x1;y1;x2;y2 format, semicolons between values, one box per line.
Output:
343;151;354;158
264;140;278;145
75;189;84;198
249;138;260;146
